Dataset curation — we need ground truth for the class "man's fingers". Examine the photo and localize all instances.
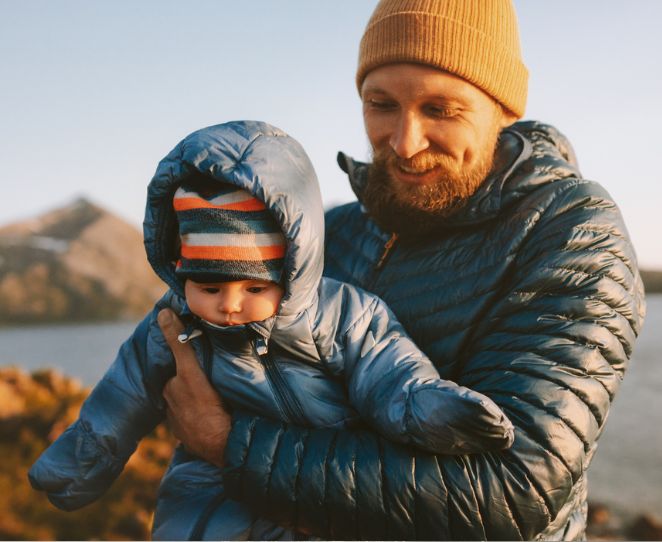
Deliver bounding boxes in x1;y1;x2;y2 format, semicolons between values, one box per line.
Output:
165;406;182;440
157;308;203;378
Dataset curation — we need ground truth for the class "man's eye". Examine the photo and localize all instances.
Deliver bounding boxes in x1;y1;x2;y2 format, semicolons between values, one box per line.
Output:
426;105;458;118
366;99;396;111
247;286;266;294
203;288;219;294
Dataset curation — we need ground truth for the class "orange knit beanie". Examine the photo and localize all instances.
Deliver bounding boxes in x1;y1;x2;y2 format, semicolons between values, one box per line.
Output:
356;0;528;118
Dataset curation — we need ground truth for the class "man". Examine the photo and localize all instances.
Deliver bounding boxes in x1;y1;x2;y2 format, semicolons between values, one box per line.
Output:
158;0;646;539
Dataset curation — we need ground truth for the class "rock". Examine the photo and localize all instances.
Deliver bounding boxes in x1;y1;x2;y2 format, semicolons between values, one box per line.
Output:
0;379;25;418
586;501;630;541
588;501;611;526
32;368;82;396
628;514;662;541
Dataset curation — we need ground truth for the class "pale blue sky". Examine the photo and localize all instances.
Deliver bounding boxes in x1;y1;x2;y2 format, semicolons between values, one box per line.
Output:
1;1;661;267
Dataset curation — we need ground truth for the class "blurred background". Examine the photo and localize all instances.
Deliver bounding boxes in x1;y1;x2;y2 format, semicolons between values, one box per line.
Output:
0;1;660;539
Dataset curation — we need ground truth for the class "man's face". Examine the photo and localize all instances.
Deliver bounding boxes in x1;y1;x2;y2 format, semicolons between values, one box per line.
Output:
360;63;516;235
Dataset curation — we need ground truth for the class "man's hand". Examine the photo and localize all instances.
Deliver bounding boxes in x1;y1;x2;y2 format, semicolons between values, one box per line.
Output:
158;308;231;468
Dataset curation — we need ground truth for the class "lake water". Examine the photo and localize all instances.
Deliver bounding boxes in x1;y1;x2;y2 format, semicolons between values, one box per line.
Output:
1;296;660;518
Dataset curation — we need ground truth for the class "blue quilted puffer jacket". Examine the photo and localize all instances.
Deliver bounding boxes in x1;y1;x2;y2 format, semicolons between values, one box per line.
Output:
220;122;646;540
28;121;516;540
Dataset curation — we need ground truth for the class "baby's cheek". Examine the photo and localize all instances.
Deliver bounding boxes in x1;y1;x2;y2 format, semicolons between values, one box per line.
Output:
257;298;279;319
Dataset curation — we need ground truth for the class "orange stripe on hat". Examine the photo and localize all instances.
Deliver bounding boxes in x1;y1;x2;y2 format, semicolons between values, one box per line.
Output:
174;196;266;212
181;244;286;261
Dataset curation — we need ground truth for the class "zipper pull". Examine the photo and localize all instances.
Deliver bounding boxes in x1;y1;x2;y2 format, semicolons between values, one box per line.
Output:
375;232;398;270
254;337;269;356
178;324;203;344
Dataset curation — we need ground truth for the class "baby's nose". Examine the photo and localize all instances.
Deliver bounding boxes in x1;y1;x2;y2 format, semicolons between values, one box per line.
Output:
218;293;241;313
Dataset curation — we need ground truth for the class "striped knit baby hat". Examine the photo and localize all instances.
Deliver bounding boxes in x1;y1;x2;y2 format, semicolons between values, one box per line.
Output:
173;177;286;284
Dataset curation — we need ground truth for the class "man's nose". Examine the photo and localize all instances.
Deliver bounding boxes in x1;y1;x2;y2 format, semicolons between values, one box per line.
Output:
389;113;429;159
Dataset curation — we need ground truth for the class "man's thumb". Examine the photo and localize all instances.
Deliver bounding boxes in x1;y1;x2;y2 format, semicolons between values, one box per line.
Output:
157;308;200;376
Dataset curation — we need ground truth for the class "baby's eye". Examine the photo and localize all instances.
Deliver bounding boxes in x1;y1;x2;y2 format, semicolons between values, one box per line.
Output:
203;287;220;294
247;286;266;294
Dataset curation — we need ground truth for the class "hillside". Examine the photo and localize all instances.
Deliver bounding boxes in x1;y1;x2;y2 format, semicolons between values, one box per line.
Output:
0;199;166;324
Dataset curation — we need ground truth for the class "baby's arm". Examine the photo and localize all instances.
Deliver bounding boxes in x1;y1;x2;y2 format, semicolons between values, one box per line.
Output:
342;294;514;454
28;306;173;510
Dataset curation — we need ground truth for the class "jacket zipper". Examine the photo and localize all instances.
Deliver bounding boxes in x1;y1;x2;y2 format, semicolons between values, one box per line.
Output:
376;232;398;270
368;232;398;290
183;326;307;424
254;337;307;426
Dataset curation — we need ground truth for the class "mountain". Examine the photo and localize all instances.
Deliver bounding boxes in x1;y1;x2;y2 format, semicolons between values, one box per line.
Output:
0;198;166;324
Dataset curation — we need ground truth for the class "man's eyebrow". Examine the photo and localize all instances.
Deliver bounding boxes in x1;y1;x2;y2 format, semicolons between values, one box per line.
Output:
424;89;472;106
362;86;469;106
361;86;389;96
435;95;469;107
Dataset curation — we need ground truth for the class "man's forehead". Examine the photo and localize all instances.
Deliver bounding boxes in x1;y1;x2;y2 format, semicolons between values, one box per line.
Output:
361;63;486;104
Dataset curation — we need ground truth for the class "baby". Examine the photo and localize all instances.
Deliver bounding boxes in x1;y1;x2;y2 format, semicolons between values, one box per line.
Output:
29;121;513;540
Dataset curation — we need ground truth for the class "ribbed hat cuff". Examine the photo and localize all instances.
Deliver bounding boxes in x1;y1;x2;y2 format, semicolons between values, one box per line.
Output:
175;261;283;285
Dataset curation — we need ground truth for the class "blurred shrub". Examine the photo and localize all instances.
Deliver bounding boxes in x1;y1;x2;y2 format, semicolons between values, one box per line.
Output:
0;366;175;540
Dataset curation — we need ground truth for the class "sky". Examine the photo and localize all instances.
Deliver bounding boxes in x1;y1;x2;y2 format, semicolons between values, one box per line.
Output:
1;1;661;268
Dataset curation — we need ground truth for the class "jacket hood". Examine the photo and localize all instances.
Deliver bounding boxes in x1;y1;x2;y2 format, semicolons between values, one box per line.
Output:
339;121;582;229
144;121;325;323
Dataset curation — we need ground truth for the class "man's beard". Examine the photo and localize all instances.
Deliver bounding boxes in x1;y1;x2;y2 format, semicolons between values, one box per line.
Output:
362;124;502;236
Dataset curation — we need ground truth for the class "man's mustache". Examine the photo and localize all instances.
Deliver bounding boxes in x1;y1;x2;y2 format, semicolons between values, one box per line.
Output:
376;148;457;175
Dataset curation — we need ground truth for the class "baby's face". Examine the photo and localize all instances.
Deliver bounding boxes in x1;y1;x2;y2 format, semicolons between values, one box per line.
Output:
185;279;284;326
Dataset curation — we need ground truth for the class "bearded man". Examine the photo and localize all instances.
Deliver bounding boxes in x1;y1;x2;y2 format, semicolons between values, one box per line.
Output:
158;0;646;539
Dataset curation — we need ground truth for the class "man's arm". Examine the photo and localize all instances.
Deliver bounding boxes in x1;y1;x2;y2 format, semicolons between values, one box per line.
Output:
217;180;644;540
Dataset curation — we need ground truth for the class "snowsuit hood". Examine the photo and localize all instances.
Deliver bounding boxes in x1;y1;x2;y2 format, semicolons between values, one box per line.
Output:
144;121;325;332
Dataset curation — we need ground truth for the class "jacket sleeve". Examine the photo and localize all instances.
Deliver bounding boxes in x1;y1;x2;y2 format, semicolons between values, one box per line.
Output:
341;295;514;454
221;180;645;540
28;307;173;511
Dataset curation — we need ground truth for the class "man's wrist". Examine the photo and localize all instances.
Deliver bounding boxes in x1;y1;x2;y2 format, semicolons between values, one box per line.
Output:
204;428;229;467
